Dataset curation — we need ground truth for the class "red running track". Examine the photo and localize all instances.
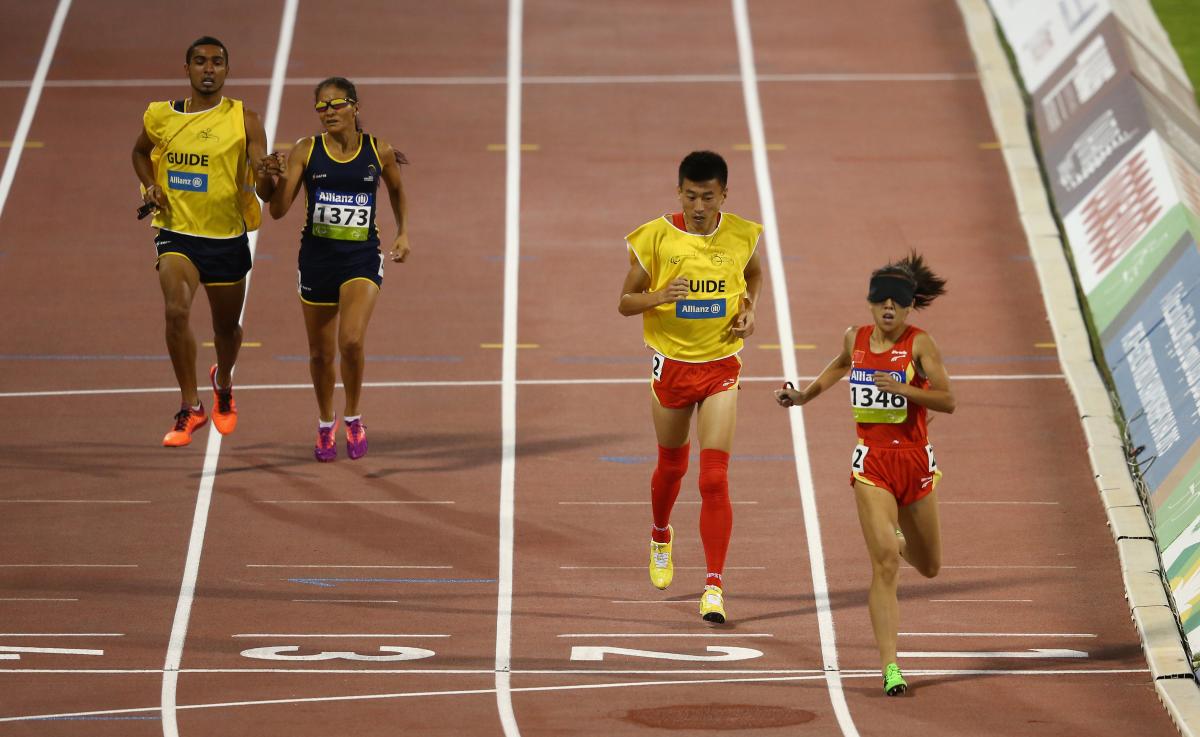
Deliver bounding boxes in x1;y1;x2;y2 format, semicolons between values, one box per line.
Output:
0;1;1178;735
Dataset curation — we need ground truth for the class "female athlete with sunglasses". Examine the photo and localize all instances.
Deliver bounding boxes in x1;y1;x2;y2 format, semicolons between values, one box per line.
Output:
268;77;410;461
775;252;954;697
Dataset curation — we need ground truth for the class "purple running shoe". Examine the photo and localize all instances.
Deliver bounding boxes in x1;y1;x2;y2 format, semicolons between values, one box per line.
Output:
314;421;338;462
346;418;368;460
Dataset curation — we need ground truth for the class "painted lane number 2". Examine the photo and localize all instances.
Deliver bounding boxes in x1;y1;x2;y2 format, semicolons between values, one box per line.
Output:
570;645;763;662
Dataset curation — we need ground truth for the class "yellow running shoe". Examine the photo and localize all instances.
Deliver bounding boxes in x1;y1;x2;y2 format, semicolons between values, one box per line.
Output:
700;585;726;624
648;525;674;590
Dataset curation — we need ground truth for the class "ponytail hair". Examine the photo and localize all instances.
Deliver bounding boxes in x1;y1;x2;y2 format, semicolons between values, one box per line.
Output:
871;251;946;309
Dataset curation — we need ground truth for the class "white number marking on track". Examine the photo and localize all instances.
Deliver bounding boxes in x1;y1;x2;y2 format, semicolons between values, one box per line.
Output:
0;645;105;660
570;645;763;662
240;645;436;662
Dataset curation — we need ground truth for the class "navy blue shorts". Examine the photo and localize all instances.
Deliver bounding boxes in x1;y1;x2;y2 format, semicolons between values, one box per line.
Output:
298;247;384;305
155;229;251;285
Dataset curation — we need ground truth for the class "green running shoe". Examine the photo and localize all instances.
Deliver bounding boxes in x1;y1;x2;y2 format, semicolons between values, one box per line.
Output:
883;662;908;696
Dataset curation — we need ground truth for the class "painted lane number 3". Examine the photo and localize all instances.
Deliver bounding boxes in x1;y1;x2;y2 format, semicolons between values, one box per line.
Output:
240;645;436;662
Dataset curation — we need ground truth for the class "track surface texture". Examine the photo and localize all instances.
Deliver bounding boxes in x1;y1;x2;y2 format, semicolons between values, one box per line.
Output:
0;1;1177;735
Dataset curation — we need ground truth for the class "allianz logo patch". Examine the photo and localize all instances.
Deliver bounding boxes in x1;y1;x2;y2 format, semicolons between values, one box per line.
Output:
676;299;725;319
167;170;208;192
315;189;371;206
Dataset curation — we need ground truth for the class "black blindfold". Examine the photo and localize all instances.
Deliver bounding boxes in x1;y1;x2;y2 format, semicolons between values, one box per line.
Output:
867;274;915;307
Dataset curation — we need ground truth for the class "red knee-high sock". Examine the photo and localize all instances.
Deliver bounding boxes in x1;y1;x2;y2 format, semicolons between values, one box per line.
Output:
651;444;690;542
698;449;732;589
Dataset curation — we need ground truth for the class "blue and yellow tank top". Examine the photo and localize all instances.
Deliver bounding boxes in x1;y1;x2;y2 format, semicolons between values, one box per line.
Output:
625;212;762;362
301;133;382;253
142;97;257;238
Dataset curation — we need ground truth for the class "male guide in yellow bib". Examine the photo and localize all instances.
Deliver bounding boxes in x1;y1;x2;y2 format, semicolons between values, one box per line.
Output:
131;36;279;448
619;151;764;626
142;96;257;238
625;211;761;362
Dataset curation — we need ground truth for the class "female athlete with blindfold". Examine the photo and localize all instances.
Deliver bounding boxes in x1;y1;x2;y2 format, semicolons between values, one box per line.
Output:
775;252;954;697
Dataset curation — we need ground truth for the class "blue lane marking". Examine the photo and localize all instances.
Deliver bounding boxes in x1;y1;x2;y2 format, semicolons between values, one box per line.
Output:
601;454;796;464
274;355;463;363
557;356;647;364
289;577;498;588
943;355;1058;363
0;354;168;361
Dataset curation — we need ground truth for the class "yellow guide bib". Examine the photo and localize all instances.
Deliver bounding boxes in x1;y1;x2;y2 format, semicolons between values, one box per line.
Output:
142;97;259;238
625;212;762;362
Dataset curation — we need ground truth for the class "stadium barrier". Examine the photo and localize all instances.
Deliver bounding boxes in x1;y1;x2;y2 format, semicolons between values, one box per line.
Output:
958;0;1200;731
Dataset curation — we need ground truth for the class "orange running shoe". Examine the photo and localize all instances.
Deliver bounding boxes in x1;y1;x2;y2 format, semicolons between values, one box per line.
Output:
163;404;208;447
210;364;237;435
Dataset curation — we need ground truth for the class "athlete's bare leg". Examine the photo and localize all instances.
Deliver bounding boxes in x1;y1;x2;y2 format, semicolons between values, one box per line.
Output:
302;302;339;422
695;388;738;452
854;480;903;671
897;488;942;578
650;397;693;448
158;254;202;406
336;279;380;418
204;280;247;389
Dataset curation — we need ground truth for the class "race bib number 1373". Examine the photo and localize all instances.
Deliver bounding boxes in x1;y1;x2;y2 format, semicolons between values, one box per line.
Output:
313;189;373;241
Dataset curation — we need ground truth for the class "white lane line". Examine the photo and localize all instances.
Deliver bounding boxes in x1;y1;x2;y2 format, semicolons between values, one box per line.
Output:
557;633;774;638
0;0;70;225
610;600;697;605
0;372;1067;399
0;667;1147;723
900;632;1095;637
232;634;449;638
930;599;1034;603
558;501;759;505
900;649;1088;659
255;500;455;505
246;568;451;573
0;499;149;504
291;600;399;604
920;565;1075;570
0;633;121;637
731;2;856;735
562;566;766;570
0;665;1148;676
942;501;1059;505
495;2;522;736
0;71;977;89
159;5;296;737
0;564;136;568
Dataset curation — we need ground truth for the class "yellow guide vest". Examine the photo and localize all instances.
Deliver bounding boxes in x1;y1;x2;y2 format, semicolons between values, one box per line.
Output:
142;97;259;238
625;212;763;362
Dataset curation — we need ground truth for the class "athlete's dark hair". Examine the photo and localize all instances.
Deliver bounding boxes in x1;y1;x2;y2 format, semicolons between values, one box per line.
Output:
678;150;728;188
872;251;947;309
313;76;409;166
186;36;228;64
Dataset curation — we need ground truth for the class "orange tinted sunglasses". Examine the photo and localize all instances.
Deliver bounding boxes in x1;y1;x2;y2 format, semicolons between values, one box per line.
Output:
314;98;355;112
